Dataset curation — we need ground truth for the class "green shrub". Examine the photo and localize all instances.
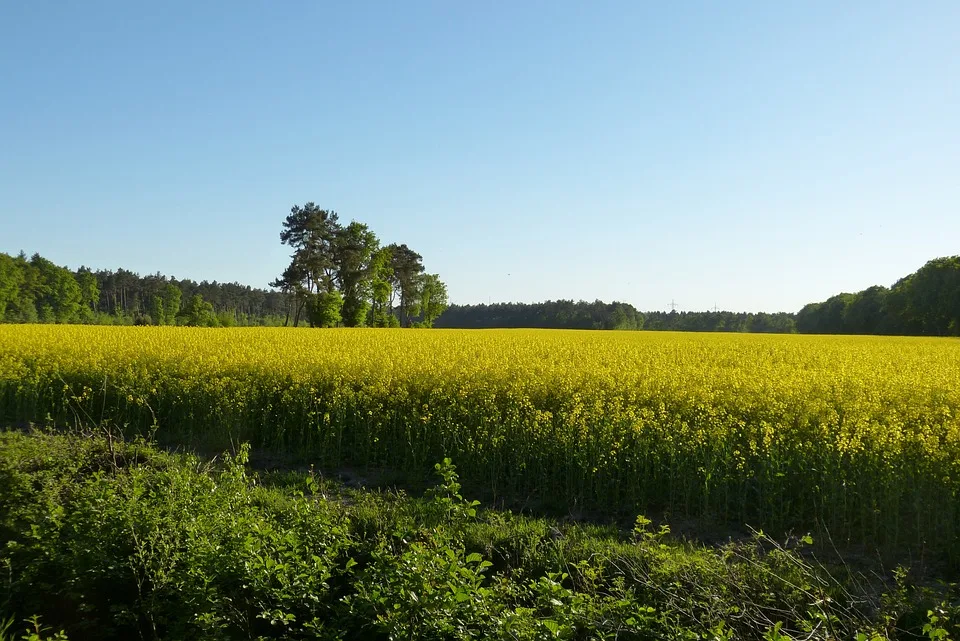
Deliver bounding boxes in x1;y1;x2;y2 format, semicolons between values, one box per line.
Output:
2;431;958;641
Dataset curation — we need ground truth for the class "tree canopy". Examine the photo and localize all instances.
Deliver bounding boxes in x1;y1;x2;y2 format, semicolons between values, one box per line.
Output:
435;257;960;336
272;203;447;328
795;256;960;336
3;241;956;338
434;301;796;333
0;251;288;326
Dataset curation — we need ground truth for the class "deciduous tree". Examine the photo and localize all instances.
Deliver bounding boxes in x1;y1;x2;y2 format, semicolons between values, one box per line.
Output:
418;274;449;327
386;243;425;327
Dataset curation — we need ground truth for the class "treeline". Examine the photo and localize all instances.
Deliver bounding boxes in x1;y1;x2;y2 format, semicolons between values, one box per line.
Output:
796;256;960;336
435;301;797;333
0;251;287;326
4;236;956;336
0;202;451;329
435;300;644;330
642;310;797;333
437;257;960;336
271;203;448;327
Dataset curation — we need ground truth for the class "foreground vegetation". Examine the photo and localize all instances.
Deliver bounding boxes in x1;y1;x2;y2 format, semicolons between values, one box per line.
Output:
1;327;959;567
2;430;958;640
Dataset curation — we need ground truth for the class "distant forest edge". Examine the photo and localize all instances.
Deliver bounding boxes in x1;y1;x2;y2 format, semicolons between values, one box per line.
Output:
435;301;798;333
0;251;287;327
0;247;444;329
0;202;450;328
794;255;960;336
0;250;958;336
438;256;960;336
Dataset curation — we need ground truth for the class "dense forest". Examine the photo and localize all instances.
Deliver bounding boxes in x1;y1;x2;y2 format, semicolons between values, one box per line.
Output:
2;243;957;336
435;300;645;330
0;250;288;327
0;203;450;328
435;301;797;333
0;248;445;329
436;256;960;336
796;256;960;336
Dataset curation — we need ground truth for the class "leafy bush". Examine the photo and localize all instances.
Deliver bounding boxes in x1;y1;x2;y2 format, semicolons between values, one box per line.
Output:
1;431;958;640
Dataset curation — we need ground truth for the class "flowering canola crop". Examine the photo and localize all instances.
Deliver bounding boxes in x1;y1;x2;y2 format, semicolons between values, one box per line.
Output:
1;325;958;551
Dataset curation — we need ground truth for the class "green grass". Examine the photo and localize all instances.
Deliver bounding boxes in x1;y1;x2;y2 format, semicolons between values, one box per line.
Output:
1;429;958;640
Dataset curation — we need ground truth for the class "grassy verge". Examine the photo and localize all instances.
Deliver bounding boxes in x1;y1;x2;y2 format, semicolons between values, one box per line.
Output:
1;429;957;640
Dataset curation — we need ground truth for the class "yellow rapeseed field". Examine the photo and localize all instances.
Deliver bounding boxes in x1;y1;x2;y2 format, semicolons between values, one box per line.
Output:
1;325;959;550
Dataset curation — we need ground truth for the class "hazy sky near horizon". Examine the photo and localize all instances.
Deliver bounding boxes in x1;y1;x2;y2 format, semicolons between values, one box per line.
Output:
1;1;957;313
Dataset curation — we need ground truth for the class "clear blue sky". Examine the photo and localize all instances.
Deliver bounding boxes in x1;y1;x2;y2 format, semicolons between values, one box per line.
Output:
1;2;957;312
